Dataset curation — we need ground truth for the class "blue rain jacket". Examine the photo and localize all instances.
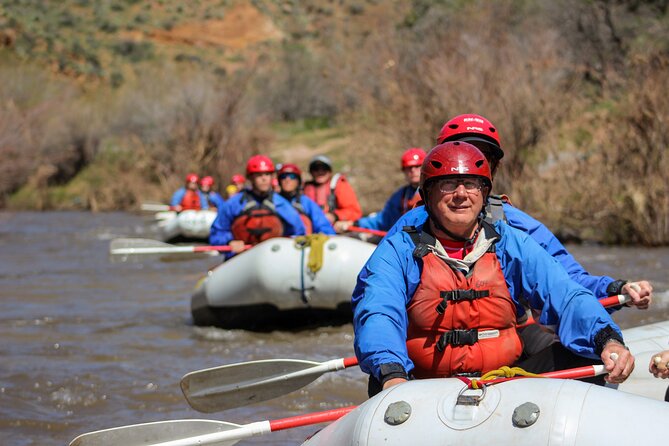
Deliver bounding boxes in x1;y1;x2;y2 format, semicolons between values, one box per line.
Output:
209;191;306;248
169;188;210;209
357;185;419;231
386;204;615;298
352;219;623;382
204;191;226;209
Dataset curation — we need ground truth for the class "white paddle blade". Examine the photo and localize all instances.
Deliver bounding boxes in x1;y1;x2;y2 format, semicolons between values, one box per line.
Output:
141;203;171;211
69;419;241;446
181;359;323;413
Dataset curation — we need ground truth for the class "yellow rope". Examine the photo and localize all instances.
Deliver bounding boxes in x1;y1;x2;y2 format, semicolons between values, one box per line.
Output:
469;366;543;389
294;234;330;273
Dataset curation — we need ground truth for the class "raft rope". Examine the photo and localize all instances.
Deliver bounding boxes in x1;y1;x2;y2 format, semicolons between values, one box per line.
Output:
463;366;543;389
294;234;330;274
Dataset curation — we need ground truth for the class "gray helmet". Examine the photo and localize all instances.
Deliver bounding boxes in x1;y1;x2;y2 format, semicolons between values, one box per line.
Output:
308;155;333;171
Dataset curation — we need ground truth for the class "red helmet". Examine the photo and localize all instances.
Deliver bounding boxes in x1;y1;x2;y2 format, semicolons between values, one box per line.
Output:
278;163;302;177
200;176;214;187
436;114;504;160
420;141;492;192
246;155;275;174
185;173;199;184
401;147;426;169
231;174;246;185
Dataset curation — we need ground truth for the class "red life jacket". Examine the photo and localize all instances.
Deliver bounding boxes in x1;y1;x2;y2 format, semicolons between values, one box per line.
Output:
291;198;314;235
303;173;340;213
230;191;284;245
405;226;522;378
180;190;202;210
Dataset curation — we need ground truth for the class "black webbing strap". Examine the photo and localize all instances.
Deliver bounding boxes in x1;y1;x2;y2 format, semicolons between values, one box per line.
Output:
435;289;490;314
436;329;479;351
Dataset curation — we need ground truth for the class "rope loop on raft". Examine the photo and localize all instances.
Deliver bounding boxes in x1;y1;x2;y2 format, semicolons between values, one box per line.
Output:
468;366;542;389
294;233;330;274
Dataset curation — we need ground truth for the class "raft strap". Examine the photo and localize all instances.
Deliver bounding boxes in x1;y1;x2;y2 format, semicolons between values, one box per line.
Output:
436;289;490;314
436;328;499;351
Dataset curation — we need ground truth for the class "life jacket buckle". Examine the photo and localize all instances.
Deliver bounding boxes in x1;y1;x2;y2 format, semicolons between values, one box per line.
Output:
436;329;479;351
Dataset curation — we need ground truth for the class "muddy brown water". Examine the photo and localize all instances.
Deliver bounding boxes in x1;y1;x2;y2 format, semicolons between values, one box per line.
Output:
1;211;668;446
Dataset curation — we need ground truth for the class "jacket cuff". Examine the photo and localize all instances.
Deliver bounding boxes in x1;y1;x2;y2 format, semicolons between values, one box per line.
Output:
606;279;628;296
594;325;625;356
379;362;408;385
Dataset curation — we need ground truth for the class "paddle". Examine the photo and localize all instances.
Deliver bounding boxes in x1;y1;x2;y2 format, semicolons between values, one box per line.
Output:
68;406;355;446
141;203;175;211
181;357;359;413
517;294;632;328
465;364;607;388
348;226;387;237
109;238;250;256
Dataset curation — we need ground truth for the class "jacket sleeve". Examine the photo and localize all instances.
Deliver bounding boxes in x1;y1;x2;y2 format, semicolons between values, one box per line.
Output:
209;192;226;209
209;197;239;246
357;187;404;232
274;195;306;237
333;176;363;221
198;191;209;210
384;206;429;239
495;222;622;359
302;196;336;235
503;204;614;298
352;232;422;381
170;189;185;207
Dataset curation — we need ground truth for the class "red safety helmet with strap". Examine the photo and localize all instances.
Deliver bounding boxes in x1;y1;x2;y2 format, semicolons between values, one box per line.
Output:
200;176;215;187
185;173;199;184
246;155;275;175
401;148;426;169
420;141;492;193
436;114;504;161
231;174;246;185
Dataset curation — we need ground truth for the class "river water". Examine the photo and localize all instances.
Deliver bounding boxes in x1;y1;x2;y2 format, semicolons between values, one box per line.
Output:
1;211;668;446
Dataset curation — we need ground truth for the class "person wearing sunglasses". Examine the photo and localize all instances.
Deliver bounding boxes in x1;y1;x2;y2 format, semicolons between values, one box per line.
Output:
277;164;335;235
352;142;634;396
210;155;305;256
338;148;426;234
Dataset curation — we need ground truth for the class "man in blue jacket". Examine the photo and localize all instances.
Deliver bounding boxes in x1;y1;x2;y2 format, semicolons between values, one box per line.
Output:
387;114;652;310
277;163;335;235
353;141;635;396
209;155;305;256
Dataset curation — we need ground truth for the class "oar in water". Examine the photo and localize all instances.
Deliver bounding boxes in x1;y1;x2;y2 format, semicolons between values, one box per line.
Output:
181;357;359;413
141;203;175;212
68;406;355;446
348;226;387;237
109;238;249;256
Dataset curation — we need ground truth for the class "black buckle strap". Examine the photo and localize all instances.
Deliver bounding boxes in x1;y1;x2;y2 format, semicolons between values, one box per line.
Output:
436;289;490;314
436;329;479;351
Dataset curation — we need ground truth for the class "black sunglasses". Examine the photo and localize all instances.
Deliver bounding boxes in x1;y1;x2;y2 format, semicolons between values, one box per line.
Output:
278;173;299;180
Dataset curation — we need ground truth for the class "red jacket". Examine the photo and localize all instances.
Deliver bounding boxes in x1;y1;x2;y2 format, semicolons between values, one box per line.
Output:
303;173;362;221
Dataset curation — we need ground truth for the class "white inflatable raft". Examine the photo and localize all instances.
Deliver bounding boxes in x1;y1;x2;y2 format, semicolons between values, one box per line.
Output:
302;377;669;446
156;210;217;243
617;319;669;401
191;236;376;330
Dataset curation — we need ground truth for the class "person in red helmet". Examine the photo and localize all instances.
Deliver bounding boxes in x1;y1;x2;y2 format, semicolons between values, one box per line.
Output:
339;148;426;233
170;173;209;212
277;163;335;235
303;155;362;230
199;176;225;210
210;155;305;256
386;113;653;358
353;142;634;397
225;174;246;199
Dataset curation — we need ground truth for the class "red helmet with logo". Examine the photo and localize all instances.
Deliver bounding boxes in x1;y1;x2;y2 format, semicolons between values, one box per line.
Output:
200;176;214;187
246;155;275;175
400;148;426;169
436;114;504;160
231;174;246;185
278;163;303;177
420;141;492;192
185;173;199;184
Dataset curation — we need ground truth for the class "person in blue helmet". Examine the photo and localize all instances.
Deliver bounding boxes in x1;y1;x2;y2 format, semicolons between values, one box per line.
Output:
353;141;636;396
199;176;225;210
209;155;305;256
339;148;426;233
277;163;335;235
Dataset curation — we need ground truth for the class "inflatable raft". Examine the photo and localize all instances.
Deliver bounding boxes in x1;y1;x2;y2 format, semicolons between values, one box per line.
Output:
302;377;669;446
156;210;217;243
191;235;376;331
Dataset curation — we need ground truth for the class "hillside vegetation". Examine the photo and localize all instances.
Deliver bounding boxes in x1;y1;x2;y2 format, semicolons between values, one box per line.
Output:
1;0;668;244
